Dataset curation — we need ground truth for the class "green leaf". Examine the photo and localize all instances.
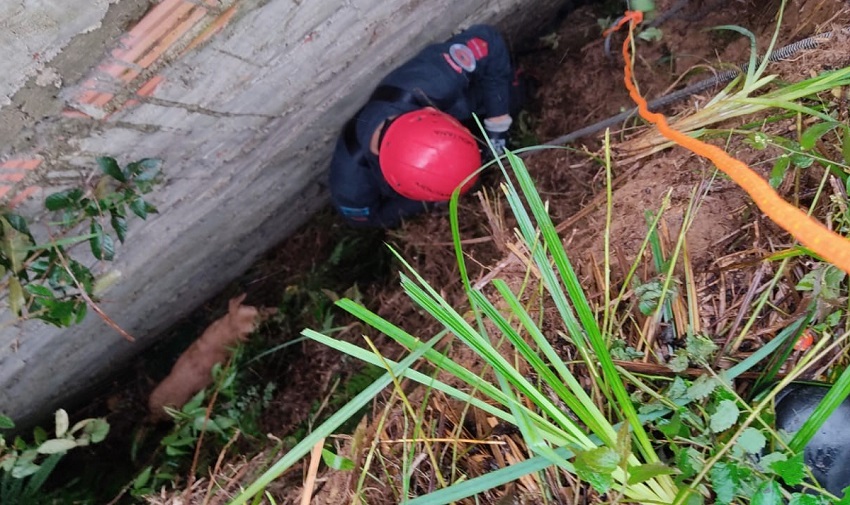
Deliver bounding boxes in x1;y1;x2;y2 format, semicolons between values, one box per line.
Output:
213;415;236;431
4;213;32;237
36;438;77;454
630;0;655;12
183;390;205;412
0;414;14;429
800;121;840;150
8;277;25;316
54;409;69;438
89;221;115;260
752;480;782;505
575;446;620;494
685;334;719;363
796;265;846;299
615;421;631;462
759;451;786;473
321;448;355;470
165;444;189;456
45;188;84;211
133;466;152;490
128;158;163;181
635;280;664;315
738;427;766;454
194;416;224;434
97;156;126;182
842;126;850;165
710;462;741;505
74;301;88;324
789;493;824;505
627;462;677;485
822;266;846;299
69;260;95;294
12;460;40;479
33;426;47;446
678;488;705;505
129;197;148;219
748;132;769;150
23;453;62;496
710;400;740;433
668;351;689;373
668;377;689;401
638;26;663;42
657;412;685;438
796;269;818;291
770;452;805;486
610;339;644;360
110;214;127;243
675;446;703;479
790;152;814;168
25;283;55;298
687;375;718;401
769;156;791;188
85;418;110;443
100;232;115;261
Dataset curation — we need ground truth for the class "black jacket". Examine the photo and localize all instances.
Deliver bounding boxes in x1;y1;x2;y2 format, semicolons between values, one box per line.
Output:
329;24;513;228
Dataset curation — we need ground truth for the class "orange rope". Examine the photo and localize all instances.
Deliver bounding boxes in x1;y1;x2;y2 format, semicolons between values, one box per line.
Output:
615;12;850;275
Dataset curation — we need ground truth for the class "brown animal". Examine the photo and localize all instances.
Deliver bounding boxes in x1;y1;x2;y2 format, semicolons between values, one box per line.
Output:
147;294;275;422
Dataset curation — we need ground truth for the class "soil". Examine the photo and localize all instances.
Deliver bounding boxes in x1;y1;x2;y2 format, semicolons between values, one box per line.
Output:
53;0;850;503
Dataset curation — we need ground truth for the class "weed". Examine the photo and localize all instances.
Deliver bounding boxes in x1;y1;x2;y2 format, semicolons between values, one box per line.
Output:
131;346;273;499
1;156;162;330
0;410;109;504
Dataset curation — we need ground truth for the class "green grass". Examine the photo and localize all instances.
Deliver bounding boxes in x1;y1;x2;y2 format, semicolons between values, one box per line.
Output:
228;117;850;503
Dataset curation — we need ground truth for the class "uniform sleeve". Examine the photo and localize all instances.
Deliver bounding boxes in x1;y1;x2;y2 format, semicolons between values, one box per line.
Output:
445;24;513;118
333;189;431;228
381;24;514;118
328;137;430;228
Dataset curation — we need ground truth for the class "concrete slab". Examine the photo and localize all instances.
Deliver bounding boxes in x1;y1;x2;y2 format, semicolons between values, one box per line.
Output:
0;0;564;427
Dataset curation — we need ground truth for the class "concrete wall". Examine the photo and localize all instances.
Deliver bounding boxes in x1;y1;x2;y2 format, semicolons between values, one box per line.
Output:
0;0;564;427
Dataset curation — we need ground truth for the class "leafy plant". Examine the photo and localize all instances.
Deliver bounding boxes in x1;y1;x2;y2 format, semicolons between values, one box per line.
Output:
0;410;109;503
228;124;850;504
1;156;162;329
44;157;160;260
131;346;275;499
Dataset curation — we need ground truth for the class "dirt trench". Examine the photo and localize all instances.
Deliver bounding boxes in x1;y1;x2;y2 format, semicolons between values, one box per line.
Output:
53;0;850;502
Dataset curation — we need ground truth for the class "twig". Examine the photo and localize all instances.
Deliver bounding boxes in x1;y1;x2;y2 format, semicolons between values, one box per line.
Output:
53;246;136;342
202;429;241;505
300;438;325;505
715;261;771;365
611;359;782;380
378;438;506;445
185;356;232;503
473;254;520;290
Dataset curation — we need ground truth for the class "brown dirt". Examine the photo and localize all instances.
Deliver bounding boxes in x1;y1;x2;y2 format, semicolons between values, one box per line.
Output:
62;0;850;503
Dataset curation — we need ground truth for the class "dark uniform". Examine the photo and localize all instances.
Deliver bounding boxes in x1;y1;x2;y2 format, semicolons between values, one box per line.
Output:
329;24;515;228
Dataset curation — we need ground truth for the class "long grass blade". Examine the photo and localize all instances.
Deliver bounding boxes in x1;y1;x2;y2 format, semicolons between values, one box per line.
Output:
226;333;443;505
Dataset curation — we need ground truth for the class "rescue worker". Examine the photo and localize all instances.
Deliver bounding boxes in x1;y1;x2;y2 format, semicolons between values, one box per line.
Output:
328;24;520;228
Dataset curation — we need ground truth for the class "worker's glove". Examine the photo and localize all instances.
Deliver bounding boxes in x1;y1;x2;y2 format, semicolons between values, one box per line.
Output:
484;116;512;157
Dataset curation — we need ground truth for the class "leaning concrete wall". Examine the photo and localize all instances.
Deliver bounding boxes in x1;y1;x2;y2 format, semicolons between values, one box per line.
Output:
0;0;564;427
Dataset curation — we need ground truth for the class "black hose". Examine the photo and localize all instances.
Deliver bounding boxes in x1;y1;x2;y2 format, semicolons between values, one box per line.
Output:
543;28;847;147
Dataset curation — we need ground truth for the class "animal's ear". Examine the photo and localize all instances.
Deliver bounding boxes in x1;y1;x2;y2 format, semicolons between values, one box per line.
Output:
229;293;248;313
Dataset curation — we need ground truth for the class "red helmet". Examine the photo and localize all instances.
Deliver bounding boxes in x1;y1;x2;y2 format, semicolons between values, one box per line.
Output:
379;108;481;202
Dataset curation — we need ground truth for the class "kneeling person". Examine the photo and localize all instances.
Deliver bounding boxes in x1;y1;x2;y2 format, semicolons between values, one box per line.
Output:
329;24;517;228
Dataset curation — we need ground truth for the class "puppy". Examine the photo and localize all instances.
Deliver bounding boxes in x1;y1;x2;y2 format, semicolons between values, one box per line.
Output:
148;294;274;421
